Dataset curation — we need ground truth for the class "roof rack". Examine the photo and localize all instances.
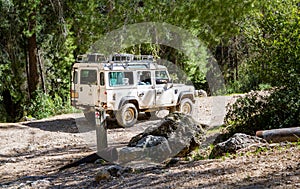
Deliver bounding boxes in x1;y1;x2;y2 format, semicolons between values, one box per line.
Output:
76;53;107;63
133;55;154;61
110;53;154;62
75;53;156;67
111;53;134;62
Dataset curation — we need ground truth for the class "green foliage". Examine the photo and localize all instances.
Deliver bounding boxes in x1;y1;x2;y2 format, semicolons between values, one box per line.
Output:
240;0;300;90
26;90;74;119
258;83;272;91
0;0;298;122
225;86;300;137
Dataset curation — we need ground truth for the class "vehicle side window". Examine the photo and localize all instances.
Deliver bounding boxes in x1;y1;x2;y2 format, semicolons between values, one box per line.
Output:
80;70;97;85
100;72;105;86
138;71;152;85
124;72;134;85
73;70;78;84
155;70;169;84
109;72;133;86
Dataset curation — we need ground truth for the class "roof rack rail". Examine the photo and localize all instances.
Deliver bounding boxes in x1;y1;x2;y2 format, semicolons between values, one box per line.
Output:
76;53;155;65
111;53;134;62
76;53;107;63
133;55;154;61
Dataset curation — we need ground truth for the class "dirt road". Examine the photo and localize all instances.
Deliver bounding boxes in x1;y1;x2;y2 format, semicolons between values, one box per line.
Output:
0;96;299;188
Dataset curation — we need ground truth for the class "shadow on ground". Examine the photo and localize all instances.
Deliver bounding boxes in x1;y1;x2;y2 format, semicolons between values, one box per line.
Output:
23;118;79;133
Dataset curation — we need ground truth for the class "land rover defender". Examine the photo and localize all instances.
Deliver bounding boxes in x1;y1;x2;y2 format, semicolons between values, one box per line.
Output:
71;53;199;127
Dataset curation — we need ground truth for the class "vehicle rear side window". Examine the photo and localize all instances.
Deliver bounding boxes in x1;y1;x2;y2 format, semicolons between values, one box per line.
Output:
100;72;105;86
109;72;133;86
73;70;78;84
80;70;97;85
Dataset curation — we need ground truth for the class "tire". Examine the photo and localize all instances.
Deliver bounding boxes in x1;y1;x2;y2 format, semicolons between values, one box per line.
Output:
84;111;96;125
116;103;138;127
177;98;194;115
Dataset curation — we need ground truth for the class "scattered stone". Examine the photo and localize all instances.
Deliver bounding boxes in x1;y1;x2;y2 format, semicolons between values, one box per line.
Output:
20;116;37;122
94;165;133;182
197;89;208;97
94;158;106;165
95;169;111;182
106;165;123;177
210;133;268;157
31;179;51;188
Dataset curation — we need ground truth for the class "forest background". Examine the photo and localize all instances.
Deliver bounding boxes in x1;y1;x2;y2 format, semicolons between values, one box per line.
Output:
0;0;299;133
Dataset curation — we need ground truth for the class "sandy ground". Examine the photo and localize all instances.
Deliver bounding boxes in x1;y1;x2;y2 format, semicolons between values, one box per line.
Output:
0;96;299;188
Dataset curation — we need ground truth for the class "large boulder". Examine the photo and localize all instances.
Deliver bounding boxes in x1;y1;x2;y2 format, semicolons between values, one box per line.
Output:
210;133;268;158
118;112;206;164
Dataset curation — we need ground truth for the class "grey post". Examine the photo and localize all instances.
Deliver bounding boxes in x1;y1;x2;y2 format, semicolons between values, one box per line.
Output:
95;107;108;152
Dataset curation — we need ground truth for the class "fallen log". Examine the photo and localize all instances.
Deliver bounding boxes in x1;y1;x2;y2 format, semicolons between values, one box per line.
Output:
256;127;300;143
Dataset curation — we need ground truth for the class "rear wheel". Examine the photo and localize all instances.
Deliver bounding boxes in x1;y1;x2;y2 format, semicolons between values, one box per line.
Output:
177;98;194;115
116;103;138;127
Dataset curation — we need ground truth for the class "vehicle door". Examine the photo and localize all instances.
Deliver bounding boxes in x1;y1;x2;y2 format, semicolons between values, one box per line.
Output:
155;70;175;107
76;67;100;106
136;71;156;109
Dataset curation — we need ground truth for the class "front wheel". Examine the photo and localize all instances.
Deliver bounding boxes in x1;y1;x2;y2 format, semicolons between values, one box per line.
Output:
177;98;194;115
116;103;138;127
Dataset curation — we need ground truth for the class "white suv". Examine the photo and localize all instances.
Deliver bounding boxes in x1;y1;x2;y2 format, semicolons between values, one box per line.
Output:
71;53;198;127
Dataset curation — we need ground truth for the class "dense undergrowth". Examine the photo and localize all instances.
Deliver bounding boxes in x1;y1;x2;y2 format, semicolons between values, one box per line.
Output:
221;84;299;141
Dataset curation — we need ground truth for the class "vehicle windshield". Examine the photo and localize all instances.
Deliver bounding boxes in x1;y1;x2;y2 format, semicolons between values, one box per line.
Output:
155;71;169;79
155;70;170;84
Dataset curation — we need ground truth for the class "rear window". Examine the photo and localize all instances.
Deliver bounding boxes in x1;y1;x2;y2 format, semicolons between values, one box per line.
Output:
80;70;97;85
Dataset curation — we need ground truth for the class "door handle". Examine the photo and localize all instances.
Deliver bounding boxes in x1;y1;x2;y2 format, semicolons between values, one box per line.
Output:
138;92;144;97
80;87;83;92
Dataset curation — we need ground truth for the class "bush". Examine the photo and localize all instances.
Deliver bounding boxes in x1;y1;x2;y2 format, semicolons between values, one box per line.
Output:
224;86;299;138
26;90;74;119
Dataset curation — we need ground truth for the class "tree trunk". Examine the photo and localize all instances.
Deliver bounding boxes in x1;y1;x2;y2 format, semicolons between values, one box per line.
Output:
37;49;46;93
27;18;39;99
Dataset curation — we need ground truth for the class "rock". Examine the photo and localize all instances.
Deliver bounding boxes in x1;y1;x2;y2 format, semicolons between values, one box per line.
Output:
95;165;133;182
31;179;51;188
119;112;206;164
197;89;207;97
135;135;167;148
106;165;123;177
95;169;111;182
118;147;150;163
210;133;268;157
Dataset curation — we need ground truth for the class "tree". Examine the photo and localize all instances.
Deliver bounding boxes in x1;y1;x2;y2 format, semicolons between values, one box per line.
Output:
223;0;300;140
239;0;300;90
